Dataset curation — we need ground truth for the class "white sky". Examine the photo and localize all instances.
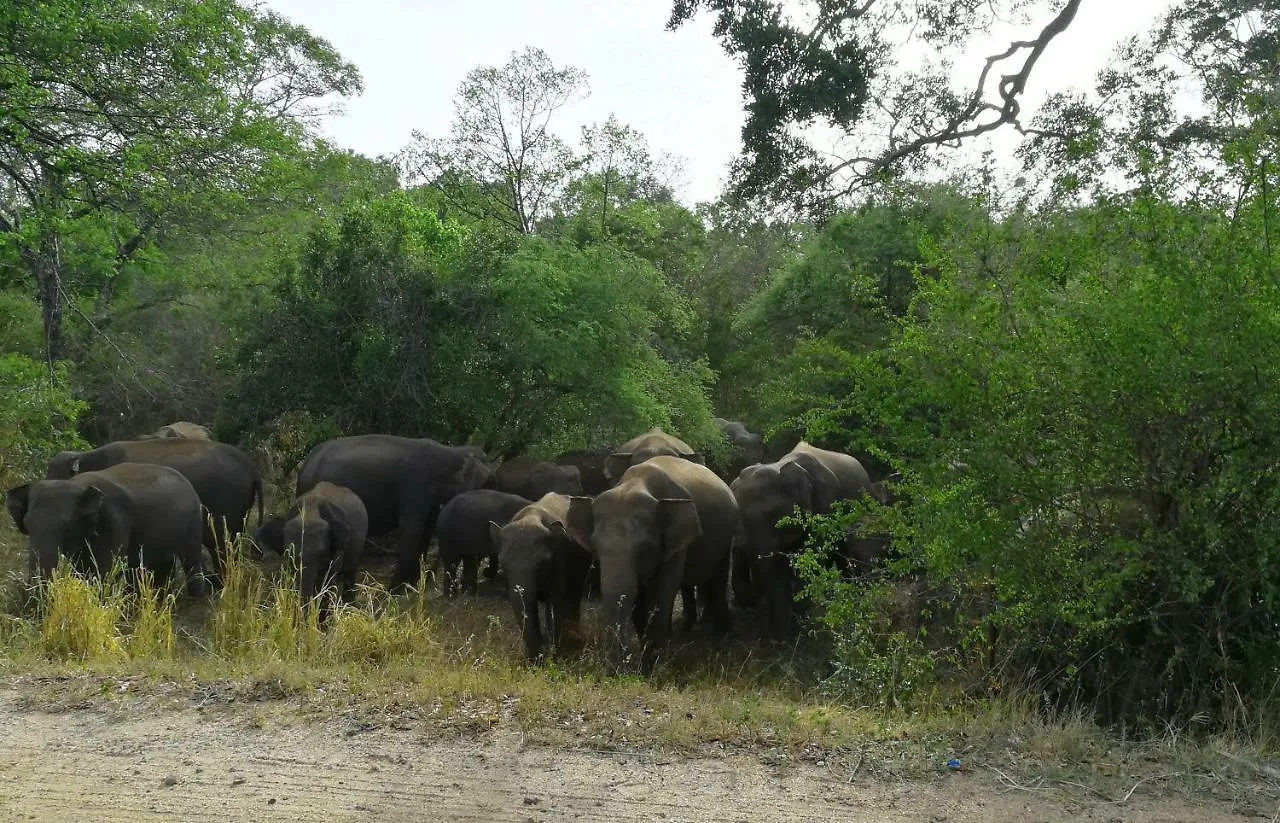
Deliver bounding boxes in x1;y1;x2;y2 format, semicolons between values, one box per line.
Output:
265;0;1179;206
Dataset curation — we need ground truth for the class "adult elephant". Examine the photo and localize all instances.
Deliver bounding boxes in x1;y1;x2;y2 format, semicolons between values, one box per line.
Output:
494;457;583;500
552;449;609;496
46;438;263;579
136;421;212;440
435;489;530;596
295;434;494;590
256;482;368;606
713;418;764;480
603;427;703;486
730;441;874;639
7;463;211;596
491;492;595;662
564;456;737;672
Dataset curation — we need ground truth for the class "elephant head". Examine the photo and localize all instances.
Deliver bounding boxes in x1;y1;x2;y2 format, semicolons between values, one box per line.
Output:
253;514;287;554
280;503;351;604
564;488;701;666
730;453;841;638
530;463;583;497
455;455;496;493
603;428;703;486
7;481;110;576
45;451;83;480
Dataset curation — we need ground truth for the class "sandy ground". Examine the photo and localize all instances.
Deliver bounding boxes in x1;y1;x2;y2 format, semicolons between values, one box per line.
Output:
0;686;1271;823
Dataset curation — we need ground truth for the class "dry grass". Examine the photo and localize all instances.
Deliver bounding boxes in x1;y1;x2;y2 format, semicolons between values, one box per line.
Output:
0;520;1277;812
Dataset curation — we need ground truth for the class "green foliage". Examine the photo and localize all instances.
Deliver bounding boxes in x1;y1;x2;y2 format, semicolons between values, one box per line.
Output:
227;193;719;456
798;190;1280;723
0;354;86;482
1;0;361;358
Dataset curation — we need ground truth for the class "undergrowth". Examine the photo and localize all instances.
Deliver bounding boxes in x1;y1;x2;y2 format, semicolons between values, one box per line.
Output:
0;524;1277;804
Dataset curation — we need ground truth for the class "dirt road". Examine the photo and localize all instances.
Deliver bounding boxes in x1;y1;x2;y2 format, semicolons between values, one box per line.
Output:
0;686;1267;822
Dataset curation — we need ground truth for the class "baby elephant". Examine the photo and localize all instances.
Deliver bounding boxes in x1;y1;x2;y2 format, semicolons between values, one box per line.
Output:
491;493;594;662
6;463;211;596
256;482;367;605
435;490;531;596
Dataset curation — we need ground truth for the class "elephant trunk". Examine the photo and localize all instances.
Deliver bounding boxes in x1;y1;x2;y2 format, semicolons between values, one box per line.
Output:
299;544;332;605
600;570;640;665
749;542;793;641
508;581;543;662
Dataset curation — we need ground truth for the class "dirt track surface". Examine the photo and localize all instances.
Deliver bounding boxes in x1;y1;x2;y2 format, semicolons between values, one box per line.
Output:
0;688;1267;823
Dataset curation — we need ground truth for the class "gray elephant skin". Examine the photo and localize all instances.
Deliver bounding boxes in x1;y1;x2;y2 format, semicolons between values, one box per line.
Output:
256;482;368;606
713;417;764;477
136;421;212;440
730;441;874;639
46;438;264;579
552;449;610;495
436;489;530;596
295;435;495;590
494;457;583;500
565;455;738;671
491;492;594;662
603;427;703;486
7;463;210;595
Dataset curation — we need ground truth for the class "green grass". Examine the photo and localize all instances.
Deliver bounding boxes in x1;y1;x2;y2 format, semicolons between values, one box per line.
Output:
0;519;1277;812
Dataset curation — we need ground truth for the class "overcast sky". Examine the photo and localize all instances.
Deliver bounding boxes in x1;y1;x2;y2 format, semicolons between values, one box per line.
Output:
265;0;1179;206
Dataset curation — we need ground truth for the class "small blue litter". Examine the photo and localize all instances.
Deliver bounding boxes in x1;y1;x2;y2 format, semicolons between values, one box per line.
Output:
946;758;962;770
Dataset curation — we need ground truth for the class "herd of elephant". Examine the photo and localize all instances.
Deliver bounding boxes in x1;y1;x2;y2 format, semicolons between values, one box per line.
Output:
5;418;894;670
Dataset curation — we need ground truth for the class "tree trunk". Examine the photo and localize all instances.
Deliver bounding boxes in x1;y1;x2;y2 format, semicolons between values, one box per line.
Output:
25;231;65;362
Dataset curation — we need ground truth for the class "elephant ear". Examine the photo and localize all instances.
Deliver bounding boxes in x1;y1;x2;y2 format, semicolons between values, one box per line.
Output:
779;460;816;513
603;453;633;484
6;484;31;535
561;496;595;551
328;515;351;556
659;499;701;561
77;485;106;533
786;454;841;513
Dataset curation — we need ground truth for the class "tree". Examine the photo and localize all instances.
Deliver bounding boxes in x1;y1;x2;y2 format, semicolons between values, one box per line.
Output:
667;0;1083;211
0;0;361;360
402;47;588;234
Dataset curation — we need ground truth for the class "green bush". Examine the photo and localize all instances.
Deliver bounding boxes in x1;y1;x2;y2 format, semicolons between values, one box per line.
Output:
796;192;1280;726
226;193;720;456
0;354;87;483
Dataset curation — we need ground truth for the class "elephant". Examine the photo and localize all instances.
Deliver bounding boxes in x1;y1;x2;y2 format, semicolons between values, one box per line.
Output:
564;455;738;672
256;482;368;606
436;489;531;596
7;463;211;596
603;427;704;486
136;421;213;440
494;457;583;500
713;417;764;479
46;438;264;580
730;441;874;639
491;493;595;662
295;435;495;590
552;449;610;496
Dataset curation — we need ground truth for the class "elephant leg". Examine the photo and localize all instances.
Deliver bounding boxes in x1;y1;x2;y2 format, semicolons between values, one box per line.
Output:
702;555;733;643
392;509;431;592
462;554;479;596
544;598;561;653
764;561;794;641
440;555;458;597
641;575;681;674
630;587;650;639
732;544;756;608
679;585;697;632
